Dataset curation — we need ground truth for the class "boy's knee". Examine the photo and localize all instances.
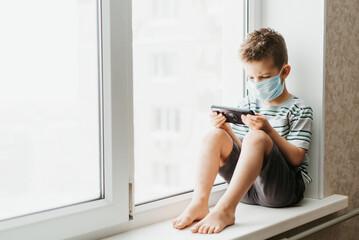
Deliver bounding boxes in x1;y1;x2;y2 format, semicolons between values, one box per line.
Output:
204;128;229;144
203;128;234;165
203;128;233;148
244;129;272;146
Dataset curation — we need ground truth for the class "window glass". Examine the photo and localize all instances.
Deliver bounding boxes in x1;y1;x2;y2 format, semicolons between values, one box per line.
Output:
133;0;244;204
0;0;101;221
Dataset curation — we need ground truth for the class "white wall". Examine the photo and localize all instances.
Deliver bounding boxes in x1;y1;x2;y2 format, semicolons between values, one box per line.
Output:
261;0;325;198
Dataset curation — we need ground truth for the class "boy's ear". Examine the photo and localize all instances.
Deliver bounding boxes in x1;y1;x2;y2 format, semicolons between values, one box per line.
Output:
281;64;291;80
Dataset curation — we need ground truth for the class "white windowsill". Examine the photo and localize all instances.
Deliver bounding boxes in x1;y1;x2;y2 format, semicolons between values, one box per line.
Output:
103;194;348;240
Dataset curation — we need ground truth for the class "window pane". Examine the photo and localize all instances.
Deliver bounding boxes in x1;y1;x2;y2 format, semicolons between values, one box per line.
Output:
133;0;244;204
0;0;101;221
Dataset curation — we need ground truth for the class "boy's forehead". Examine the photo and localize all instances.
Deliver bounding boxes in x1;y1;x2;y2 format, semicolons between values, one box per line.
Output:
243;59;279;75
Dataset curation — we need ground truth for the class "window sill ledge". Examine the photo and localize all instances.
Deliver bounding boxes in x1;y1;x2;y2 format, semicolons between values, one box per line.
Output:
103;194;347;240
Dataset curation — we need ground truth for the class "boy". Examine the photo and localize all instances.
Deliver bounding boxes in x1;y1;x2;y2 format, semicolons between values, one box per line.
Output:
172;28;313;234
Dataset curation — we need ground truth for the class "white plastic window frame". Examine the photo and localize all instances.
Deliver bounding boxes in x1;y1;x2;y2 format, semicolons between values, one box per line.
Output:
0;0;134;239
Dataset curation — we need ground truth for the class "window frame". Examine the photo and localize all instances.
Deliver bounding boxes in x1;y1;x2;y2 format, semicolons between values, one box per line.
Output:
0;0;134;239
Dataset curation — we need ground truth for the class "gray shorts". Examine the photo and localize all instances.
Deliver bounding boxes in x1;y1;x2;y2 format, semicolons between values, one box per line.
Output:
218;140;305;208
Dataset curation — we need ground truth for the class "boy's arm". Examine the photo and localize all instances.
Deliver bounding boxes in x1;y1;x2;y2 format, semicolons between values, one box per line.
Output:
242;114;305;166
266;127;306;166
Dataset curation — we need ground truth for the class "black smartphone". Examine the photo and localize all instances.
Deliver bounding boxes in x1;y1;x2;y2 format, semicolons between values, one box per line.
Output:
211;105;255;124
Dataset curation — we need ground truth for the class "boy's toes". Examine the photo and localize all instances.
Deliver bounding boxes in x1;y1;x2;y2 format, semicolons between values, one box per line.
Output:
198;225;204;234
175;219;185;228
214;226;222;233
203;225;211;234
172;217;181;226
198;224;206;234
208;226;216;234
174;216;193;229
190;223;201;233
172;218;178;227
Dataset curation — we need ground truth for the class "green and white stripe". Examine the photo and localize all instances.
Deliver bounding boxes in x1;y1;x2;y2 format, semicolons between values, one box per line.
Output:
231;94;313;183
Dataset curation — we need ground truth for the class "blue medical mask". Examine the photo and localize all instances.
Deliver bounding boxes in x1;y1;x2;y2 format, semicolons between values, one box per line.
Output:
247;68;284;101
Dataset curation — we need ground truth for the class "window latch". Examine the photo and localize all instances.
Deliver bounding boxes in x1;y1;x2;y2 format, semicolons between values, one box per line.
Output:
129;182;134;220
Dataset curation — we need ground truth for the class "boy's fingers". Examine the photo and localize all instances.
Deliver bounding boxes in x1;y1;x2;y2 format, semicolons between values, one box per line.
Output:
215;118;226;127
245;114;259;124
210;115;224;125
216;113;223;118
211;114;225;126
216;115;225;121
248;117;261;129
246;113;255;119
211;113;222;119
215;117;225;125
212;117;222;125
241;114;248;123
242;114;255;127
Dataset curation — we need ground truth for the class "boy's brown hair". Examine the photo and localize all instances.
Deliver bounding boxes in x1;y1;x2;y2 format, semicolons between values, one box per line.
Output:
239;28;288;70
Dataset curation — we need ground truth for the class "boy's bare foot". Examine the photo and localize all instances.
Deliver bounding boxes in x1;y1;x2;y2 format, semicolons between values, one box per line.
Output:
172;202;209;229
190;207;235;234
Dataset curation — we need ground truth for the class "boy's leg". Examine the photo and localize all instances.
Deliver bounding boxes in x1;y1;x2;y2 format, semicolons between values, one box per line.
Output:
191;129;273;234
172;128;235;229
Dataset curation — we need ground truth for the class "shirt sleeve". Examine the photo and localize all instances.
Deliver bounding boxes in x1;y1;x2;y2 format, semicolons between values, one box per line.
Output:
287;106;313;150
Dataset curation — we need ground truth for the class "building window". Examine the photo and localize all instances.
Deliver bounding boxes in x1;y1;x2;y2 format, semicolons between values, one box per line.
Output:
155;108;180;132
152;53;178;77
152;0;178;19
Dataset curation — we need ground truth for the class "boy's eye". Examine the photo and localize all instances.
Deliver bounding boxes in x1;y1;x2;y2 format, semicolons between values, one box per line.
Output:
247;76;270;80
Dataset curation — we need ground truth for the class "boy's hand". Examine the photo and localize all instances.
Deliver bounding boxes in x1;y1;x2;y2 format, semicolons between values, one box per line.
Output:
241;113;272;134
209;112;231;131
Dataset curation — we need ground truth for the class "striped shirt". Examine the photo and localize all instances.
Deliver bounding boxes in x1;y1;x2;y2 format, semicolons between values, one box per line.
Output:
231;94;313;183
